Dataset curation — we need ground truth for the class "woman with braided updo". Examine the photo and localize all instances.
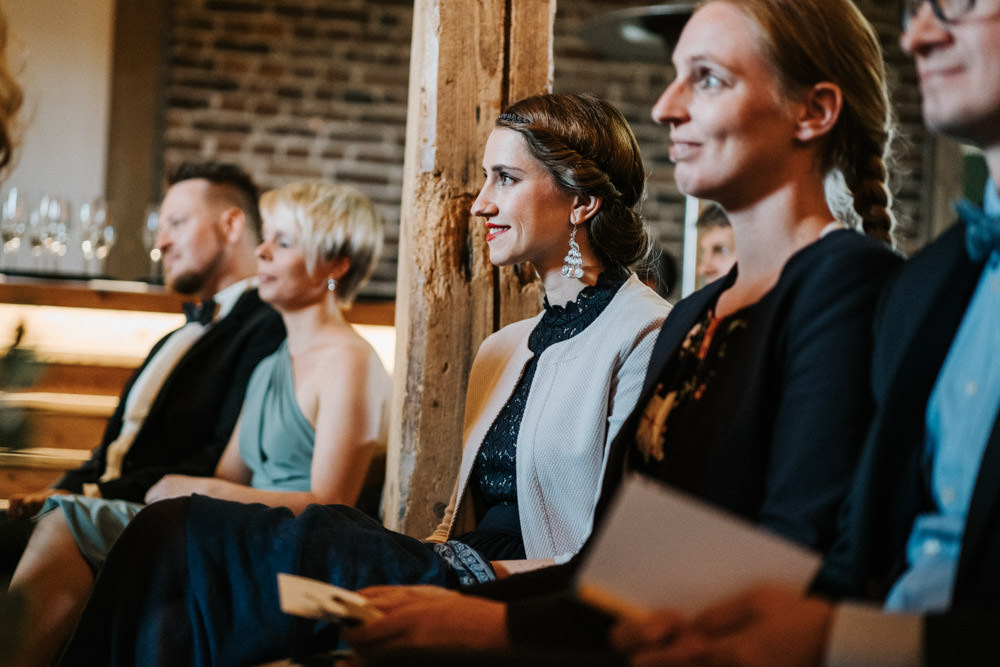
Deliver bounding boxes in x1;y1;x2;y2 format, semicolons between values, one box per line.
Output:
59;93;670;666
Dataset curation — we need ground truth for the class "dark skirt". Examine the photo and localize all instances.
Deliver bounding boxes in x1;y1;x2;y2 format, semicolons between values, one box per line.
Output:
61;495;489;666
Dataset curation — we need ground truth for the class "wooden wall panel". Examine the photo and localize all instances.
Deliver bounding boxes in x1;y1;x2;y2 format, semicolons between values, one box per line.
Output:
384;0;555;535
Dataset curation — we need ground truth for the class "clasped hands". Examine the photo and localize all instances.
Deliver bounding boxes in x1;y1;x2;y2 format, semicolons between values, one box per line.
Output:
609;585;834;667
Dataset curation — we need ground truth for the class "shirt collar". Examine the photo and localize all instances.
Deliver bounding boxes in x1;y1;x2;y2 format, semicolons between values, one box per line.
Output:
212;277;256;320
983;178;1000;218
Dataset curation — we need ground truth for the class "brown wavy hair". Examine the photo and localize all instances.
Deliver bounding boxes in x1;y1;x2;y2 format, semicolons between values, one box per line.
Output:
496;93;652;278
0;6;24;177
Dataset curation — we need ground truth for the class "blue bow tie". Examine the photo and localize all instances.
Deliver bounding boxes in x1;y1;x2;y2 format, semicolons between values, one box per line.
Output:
956;199;1000;263
182;298;217;325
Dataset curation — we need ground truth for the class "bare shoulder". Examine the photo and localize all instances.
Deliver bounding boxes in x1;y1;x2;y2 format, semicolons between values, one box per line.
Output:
298;327;390;389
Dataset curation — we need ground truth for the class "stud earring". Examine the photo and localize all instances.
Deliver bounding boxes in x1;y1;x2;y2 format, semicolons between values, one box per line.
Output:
561;224;583;279
327;276;337;292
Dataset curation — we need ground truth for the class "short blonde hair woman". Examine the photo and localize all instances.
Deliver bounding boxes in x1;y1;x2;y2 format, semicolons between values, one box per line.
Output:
259;181;383;306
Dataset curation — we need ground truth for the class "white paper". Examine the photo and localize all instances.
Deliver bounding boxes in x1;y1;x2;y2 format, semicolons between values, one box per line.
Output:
277;573;383;624
576;475;821;618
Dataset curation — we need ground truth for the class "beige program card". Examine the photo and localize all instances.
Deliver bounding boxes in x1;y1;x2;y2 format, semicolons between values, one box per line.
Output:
277;572;383;624
577;475;821;619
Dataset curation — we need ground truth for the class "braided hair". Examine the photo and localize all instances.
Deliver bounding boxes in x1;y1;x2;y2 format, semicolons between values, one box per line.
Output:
715;0;896;244
496;93;652;278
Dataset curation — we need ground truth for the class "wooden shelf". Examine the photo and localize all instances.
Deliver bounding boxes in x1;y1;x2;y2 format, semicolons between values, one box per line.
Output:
0;273;396;325
0;274;182;313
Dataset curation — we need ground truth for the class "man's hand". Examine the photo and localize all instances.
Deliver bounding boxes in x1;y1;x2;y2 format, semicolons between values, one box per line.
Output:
610;585;833;667
6;488;68;519
342;585;509;655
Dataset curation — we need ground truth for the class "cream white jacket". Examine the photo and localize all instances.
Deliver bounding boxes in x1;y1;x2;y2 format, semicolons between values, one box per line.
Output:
427;275;670;561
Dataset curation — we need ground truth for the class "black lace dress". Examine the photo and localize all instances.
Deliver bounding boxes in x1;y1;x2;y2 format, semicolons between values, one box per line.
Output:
456;273;626;561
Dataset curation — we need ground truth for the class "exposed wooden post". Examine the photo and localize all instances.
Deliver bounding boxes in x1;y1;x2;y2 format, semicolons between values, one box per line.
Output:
105;0;167;281
384;0;554;536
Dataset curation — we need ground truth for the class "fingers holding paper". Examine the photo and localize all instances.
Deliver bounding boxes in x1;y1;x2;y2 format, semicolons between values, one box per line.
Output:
610;585;833;667
342;585;509;654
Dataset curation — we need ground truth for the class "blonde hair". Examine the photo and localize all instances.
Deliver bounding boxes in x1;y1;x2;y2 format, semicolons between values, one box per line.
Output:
710;0;895;244
260;181;383;306
0;6;24;176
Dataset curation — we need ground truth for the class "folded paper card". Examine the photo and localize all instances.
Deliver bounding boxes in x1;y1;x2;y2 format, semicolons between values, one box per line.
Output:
576;474;821;619
277;572;383;624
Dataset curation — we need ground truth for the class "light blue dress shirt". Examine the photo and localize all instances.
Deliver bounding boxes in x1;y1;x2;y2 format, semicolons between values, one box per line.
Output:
885;181;1000;613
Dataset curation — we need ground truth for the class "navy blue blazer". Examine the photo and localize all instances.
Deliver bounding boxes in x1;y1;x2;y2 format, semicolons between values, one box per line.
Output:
814;221;1000;665
56;288;286;502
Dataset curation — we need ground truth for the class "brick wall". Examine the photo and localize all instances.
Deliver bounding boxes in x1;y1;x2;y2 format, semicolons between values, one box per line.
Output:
161;0;927;300
163;0;411;297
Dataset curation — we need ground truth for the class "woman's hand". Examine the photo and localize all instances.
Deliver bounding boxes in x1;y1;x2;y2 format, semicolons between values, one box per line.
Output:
144;474;221;504
610;585;832;667
342;585;509;655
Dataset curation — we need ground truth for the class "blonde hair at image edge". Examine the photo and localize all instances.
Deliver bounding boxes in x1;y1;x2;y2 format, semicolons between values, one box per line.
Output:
259;181;384;306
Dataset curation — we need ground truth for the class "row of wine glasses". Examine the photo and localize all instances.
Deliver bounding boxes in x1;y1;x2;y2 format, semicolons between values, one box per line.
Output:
0;187;116;275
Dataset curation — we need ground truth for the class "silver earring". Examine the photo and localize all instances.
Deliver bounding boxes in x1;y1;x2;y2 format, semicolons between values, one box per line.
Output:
327;276;337;292
561;225;583;279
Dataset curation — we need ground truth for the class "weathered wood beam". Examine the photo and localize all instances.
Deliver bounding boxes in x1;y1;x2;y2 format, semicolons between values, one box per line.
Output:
384;0;554;536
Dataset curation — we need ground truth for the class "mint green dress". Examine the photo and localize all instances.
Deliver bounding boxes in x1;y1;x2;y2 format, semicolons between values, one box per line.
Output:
41;341;314;571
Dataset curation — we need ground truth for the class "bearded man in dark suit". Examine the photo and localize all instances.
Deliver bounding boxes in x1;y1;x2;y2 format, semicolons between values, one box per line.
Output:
1;162;285;574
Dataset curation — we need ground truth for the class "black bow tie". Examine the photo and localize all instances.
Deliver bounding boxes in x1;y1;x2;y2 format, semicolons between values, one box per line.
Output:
182;299;217;325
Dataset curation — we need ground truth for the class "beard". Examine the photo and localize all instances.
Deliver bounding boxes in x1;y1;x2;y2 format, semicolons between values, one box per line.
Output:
166;250;225;295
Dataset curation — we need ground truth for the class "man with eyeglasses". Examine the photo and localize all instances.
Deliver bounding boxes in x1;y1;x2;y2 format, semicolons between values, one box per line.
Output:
609;1;1000;664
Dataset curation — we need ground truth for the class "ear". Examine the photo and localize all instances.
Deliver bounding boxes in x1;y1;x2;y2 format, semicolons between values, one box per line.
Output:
570;194;603;225
793;82;842;143
320;255;351;281
219;206;247;244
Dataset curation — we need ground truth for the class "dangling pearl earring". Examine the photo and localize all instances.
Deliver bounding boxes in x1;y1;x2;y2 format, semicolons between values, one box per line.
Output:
327;276;337;292
561;224;583;279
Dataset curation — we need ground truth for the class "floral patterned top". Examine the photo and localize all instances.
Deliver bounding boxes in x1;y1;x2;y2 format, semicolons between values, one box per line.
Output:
631;305;752;476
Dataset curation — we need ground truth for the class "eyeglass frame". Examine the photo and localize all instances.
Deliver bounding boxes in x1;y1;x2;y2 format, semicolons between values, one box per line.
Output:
901;0;977;29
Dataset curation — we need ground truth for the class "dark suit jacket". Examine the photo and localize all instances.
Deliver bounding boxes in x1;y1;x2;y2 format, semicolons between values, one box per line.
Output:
813;222;1000;665
471;230;902;648
55;288;285;502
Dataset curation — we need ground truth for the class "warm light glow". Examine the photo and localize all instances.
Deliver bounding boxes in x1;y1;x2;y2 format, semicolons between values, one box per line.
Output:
0;304;185;364
354;324;396;375
0;303;397;374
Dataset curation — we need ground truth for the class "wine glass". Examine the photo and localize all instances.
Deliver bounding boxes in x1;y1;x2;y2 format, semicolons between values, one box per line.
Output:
0;187;26;268
93;205;116;275
27;198;48;268
44;195;70;259
142;204;161;281
79;197;107;273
